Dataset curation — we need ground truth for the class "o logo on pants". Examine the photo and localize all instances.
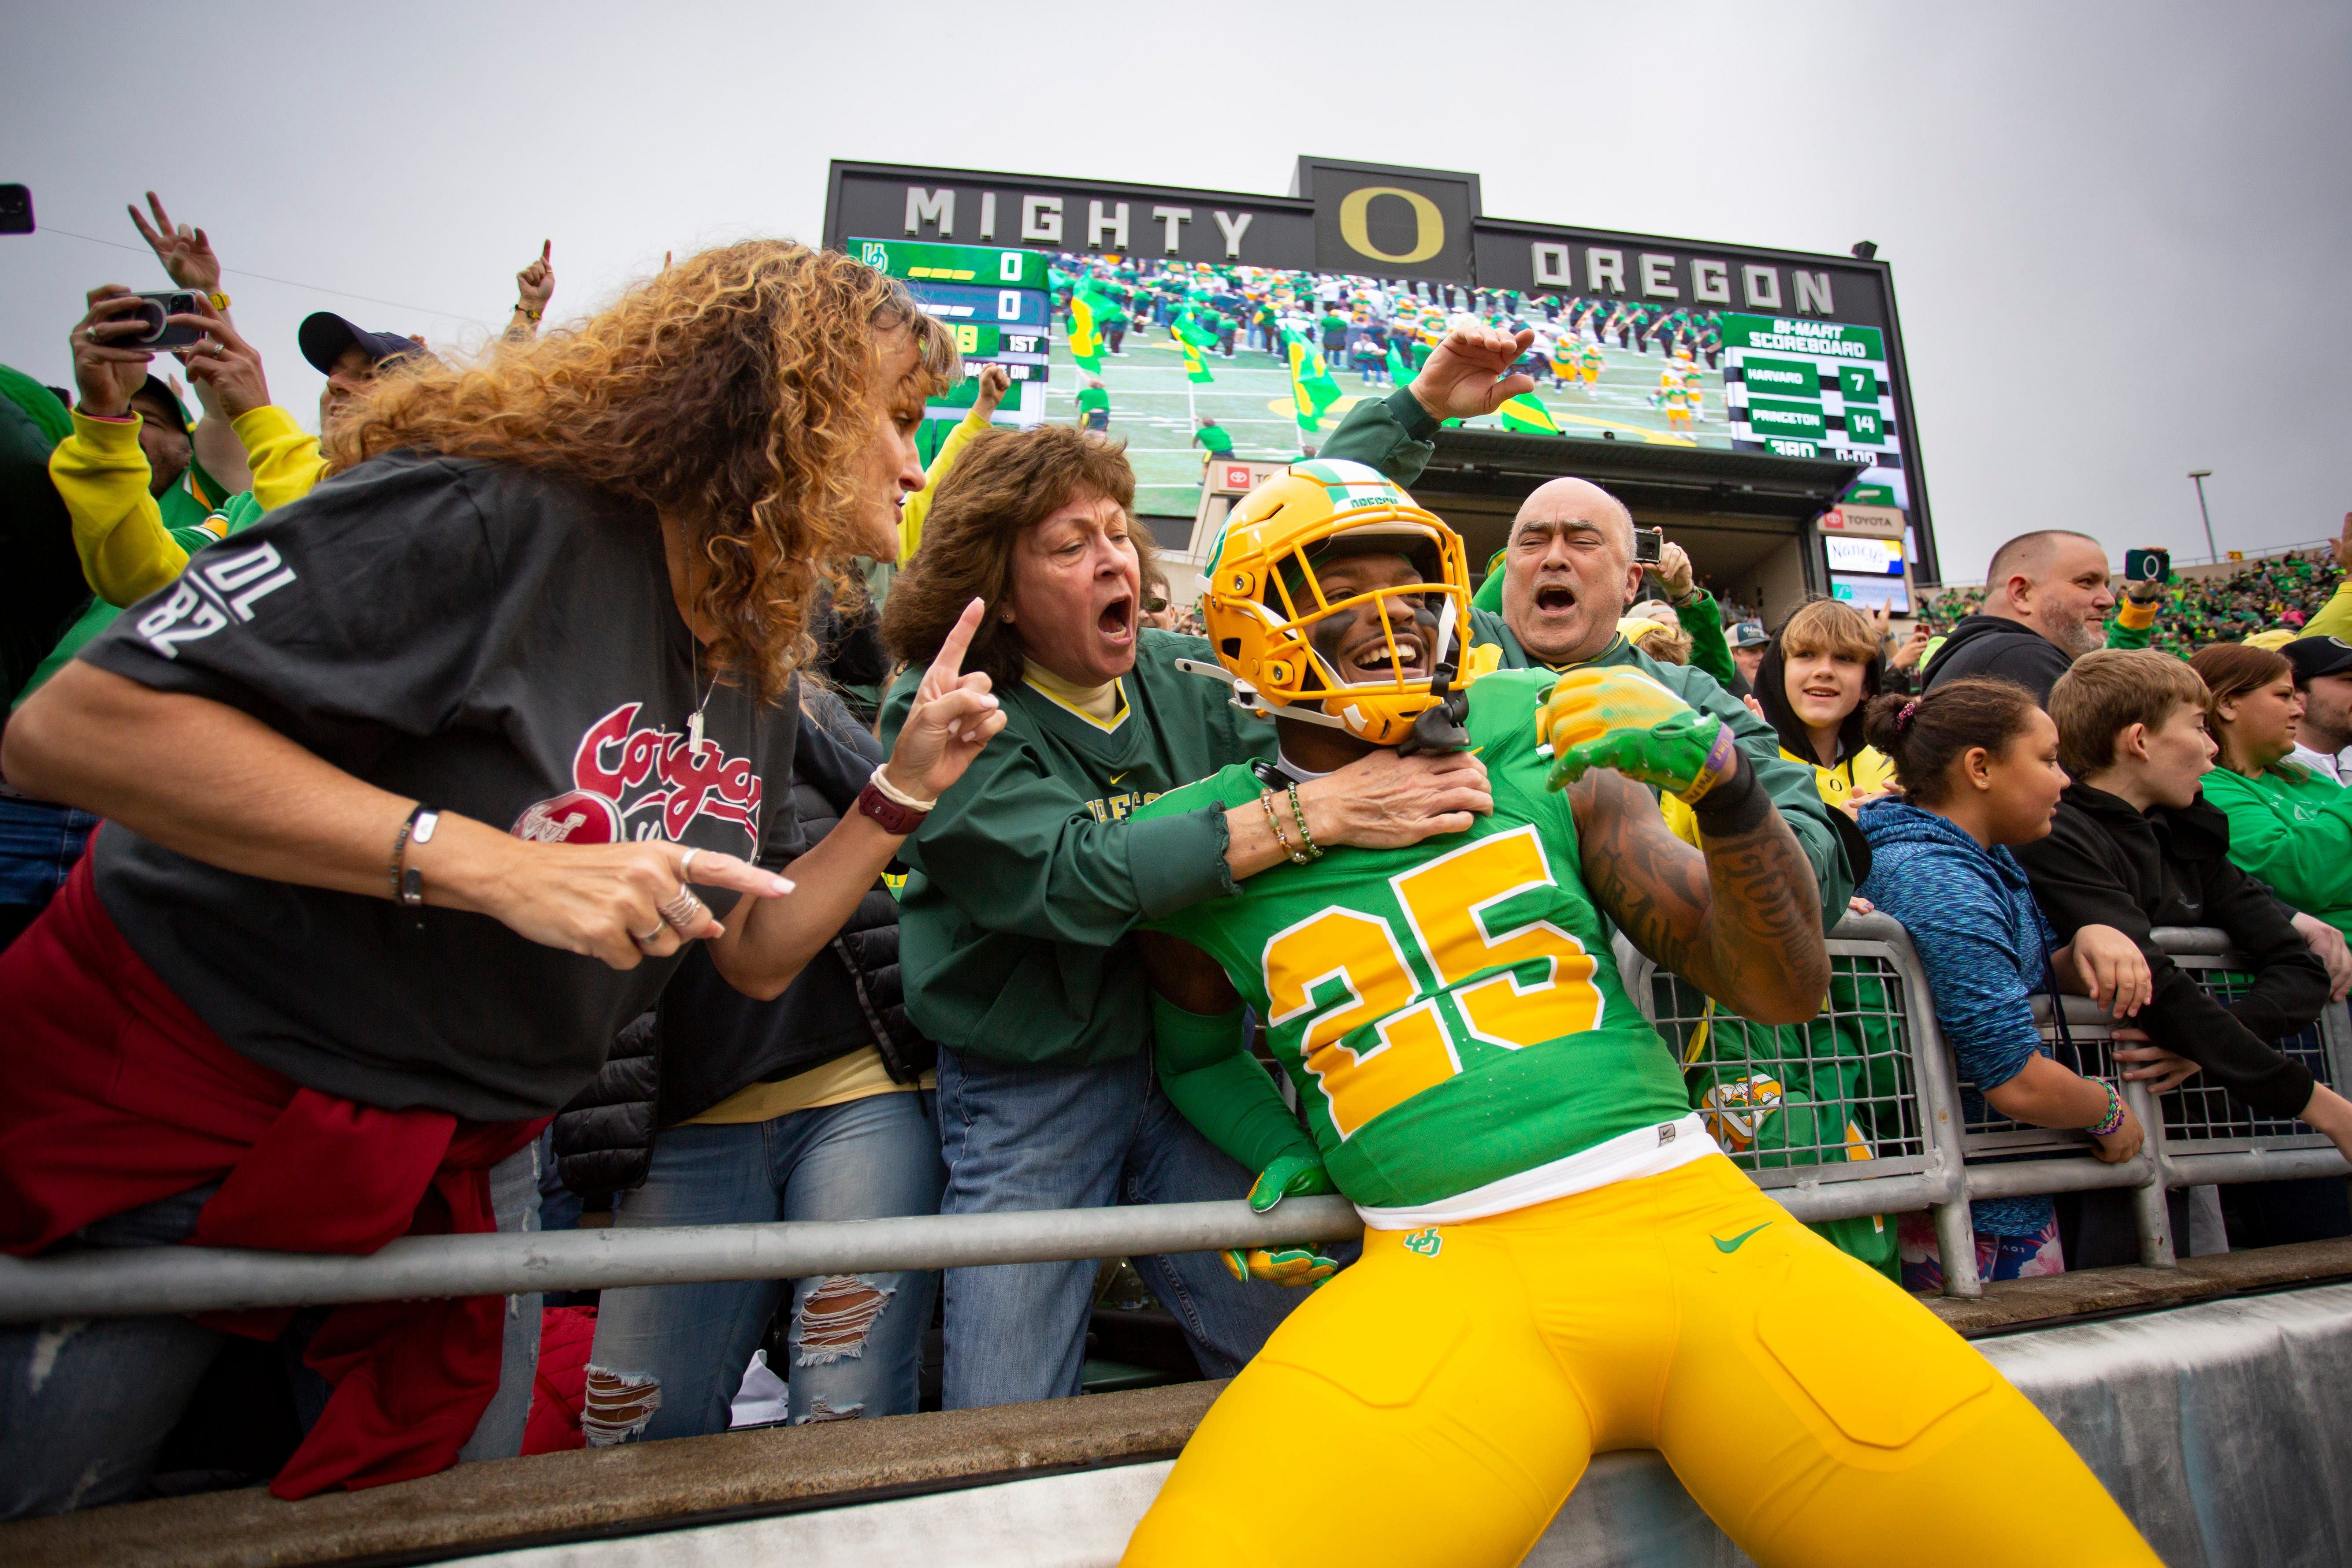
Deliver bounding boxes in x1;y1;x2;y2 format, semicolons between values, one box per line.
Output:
1338;186;1445;265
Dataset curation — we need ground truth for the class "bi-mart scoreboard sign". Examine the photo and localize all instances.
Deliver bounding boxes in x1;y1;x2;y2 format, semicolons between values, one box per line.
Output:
825;157;1935;571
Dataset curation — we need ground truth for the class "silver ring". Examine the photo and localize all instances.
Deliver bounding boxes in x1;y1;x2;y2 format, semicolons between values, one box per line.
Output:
631;923;666;951
677;847;701;884
659;888;707;931
85;327;100;343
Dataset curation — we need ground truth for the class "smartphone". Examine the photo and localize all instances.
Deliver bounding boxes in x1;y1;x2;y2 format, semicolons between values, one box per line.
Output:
0;184;31;235
117;290;207;351
2124;547;2170;583
1633;527;1664;567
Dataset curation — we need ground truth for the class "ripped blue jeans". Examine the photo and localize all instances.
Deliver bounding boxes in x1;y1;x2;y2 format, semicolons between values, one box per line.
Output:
584;1090;942;1441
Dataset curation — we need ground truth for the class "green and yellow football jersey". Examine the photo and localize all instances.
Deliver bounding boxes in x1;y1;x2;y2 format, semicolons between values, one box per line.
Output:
1137;668;1691;1210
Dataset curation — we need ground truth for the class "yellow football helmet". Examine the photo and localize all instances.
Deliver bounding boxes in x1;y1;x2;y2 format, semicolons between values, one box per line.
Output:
1192;458;1490;746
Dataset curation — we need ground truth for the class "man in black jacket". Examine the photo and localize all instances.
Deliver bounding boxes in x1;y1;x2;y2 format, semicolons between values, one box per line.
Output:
1924;529;2121;700
2019;651;2352;1255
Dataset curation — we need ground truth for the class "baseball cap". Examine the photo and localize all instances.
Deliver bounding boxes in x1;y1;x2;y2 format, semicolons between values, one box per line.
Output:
298;312;429;375
1729;621;1770;649
2281;635;2352;682
127;374;191;435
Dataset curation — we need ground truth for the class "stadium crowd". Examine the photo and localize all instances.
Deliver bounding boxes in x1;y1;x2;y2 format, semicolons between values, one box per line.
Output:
1;197;2348;1560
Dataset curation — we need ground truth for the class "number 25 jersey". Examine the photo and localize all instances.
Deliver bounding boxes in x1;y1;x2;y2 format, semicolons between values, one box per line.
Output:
1137;669;1692;1213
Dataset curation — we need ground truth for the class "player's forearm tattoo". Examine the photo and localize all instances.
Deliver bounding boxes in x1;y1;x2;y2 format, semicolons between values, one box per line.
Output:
1572;770;1827;1021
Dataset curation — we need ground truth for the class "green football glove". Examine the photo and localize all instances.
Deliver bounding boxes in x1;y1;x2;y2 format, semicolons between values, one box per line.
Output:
1223;1152;1340;1288
1539;666;1738;803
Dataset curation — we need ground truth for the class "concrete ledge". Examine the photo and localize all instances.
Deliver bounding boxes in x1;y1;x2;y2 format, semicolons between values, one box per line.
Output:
10;1239;2351;1568
1922;1235;2352;1338
1;1379;1222;1568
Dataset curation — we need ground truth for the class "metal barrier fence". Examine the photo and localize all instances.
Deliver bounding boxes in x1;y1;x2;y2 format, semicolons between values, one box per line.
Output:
0;922;2345;1323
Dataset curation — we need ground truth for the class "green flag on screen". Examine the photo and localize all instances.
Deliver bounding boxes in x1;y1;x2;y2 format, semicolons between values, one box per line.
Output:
1175;312;1218;383
1284;328;1342;439
1067;290;1107;372
1497;394;1562;435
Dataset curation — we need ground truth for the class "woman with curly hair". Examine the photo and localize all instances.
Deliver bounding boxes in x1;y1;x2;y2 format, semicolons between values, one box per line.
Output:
0;241;1006;1515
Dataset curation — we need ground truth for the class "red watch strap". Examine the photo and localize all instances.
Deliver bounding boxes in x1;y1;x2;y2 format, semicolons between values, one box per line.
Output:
856;778;927;836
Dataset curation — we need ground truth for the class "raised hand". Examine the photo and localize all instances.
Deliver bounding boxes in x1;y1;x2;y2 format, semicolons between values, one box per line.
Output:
169;294;270;418
127;191;220;292
1540;666;1735;801
884;597;1006;801
1657;541;1696;601
516;240;555;314
1408;322;1537;422
69;285;158;417
972;362;1012;419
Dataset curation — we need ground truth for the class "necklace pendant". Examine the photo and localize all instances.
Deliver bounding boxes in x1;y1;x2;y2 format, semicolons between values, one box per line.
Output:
688;709;706;755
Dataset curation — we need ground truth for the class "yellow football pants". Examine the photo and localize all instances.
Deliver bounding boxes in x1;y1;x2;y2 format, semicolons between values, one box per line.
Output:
1122;1155;2158;1568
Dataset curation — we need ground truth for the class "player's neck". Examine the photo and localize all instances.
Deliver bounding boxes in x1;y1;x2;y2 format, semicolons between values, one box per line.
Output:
1274;716;1378;774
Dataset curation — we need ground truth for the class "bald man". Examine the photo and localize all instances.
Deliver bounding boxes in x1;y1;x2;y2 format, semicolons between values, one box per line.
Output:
1921;530;2125;701
1313;328;1862;914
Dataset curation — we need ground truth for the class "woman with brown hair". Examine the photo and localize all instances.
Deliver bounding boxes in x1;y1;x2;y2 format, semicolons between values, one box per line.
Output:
0;242;1006;1514
2196;642;2352;953
877;428;1494;1411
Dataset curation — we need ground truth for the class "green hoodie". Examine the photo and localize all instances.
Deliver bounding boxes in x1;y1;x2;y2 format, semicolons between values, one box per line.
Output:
2200;760;2352;938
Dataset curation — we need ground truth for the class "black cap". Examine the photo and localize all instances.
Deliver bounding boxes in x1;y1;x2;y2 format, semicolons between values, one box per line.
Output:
297;312;427;375
2282;636;2352;684
127;374;191;435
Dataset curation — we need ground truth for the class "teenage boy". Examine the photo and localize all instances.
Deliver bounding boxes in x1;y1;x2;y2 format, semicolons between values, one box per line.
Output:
2016;650;2352;1251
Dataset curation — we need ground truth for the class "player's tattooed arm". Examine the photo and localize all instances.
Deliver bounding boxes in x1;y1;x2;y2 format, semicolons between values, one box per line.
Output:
1571;769;1828;1025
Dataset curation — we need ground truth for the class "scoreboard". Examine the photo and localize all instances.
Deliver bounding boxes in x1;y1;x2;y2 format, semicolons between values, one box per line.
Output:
851;237;1050;445
1722;312;1909;509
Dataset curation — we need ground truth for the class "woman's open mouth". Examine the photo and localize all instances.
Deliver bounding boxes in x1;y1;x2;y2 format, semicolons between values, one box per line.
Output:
1097;596;1134;642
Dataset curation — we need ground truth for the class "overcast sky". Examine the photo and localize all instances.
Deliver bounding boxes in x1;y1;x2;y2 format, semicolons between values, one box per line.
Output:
7;1;2346;582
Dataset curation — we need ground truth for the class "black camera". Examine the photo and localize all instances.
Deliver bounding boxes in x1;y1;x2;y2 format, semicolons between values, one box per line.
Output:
0;184;32;235
117;291;207;351
1633;527;1664;567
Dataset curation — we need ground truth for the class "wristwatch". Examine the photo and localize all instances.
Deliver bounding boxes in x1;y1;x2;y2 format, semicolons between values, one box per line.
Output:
855;777;928;836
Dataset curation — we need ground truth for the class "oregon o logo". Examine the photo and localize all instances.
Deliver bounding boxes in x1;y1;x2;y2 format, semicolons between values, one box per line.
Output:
1338;186;1444;265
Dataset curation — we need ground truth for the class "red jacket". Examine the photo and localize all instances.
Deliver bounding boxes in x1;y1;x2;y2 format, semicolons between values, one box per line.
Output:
0;846;544;1499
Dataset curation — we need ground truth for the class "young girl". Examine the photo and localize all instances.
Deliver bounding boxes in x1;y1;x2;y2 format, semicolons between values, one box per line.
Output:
1857;678;2153;1290
1754;598;1898;816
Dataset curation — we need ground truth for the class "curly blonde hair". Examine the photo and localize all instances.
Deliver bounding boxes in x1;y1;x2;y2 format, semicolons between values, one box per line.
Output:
326;241;958;699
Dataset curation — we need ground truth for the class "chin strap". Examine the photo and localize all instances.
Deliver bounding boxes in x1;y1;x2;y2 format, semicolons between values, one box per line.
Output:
1174;658;1356;733
1398;598;1470;756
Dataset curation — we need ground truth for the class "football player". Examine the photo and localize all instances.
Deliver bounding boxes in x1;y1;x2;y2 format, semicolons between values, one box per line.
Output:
1116;460;2158;1567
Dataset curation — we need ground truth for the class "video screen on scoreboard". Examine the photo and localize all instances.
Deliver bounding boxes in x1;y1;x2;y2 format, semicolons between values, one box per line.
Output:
1027;251;1910;520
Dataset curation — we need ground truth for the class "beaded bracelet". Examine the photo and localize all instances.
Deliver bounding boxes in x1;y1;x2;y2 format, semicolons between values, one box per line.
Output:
1261;789;1308;864
2089;1080;2127;1138
1285;783;1323;861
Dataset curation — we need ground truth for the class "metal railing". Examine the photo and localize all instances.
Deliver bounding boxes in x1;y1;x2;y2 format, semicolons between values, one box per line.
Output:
0;923;2344;1323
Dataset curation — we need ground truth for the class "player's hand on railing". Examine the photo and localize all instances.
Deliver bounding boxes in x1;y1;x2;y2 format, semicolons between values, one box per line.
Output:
2057;923;2152;1018
1538;666;1734;802
1408;322;1536;422
883;598;1005;802
2112;1027;2200;1093
1223;1151;1340;1289
1297;748;1493;849
2290;910;2352;1002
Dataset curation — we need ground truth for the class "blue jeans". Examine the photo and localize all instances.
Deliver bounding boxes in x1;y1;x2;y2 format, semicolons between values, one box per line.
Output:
586;1090;944;1440
0;1143;541;1519
935;1044;1304;1410
0;796;97;946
